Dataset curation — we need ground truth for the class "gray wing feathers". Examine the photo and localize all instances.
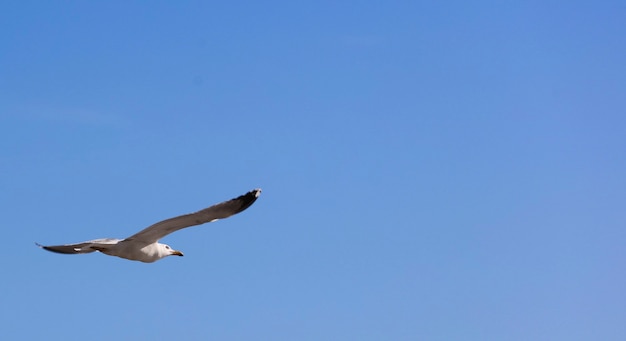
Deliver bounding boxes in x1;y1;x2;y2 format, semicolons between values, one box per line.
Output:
35;238;122;254
126;188;261;243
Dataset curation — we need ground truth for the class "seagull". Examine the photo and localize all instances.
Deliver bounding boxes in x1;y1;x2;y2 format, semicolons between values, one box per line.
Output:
36;188;261;263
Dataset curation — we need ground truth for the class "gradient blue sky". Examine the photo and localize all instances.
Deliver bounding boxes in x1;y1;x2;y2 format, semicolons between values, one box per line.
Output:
2;1;625;340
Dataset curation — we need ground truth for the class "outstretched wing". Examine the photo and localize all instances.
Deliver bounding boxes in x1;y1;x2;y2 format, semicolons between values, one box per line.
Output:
126;188;261;244
35;238;122;254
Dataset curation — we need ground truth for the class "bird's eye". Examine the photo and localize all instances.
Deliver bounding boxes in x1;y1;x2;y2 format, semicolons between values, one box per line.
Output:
165;245;170;249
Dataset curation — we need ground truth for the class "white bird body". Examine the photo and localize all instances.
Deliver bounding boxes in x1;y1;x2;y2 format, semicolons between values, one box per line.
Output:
98;242;174;263
36;189;261;263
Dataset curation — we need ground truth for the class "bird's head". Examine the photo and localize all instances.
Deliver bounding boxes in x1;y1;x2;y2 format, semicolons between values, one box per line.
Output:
161;243;184;257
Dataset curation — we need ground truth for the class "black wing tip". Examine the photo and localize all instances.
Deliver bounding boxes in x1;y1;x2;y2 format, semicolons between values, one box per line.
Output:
235;188;262;213
35;242;70;254
35;242;53;252
36;244;78;255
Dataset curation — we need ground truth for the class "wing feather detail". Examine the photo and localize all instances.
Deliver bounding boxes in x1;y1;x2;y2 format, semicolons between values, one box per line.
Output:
126;188;261;243
35;238;122;254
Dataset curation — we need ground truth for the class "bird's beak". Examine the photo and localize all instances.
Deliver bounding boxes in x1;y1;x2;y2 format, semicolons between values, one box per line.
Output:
171;250;184;257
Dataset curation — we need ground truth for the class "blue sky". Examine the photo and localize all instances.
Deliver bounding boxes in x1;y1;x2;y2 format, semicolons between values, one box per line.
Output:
1;1;625;340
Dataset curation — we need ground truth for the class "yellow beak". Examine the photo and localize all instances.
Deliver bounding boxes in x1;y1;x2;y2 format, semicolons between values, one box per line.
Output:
171;250;184;257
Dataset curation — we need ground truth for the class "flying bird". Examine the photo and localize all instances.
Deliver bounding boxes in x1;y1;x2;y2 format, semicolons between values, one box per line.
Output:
36;188;261;263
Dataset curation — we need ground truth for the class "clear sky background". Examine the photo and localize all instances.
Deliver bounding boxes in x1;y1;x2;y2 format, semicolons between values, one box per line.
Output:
1;1;625;340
